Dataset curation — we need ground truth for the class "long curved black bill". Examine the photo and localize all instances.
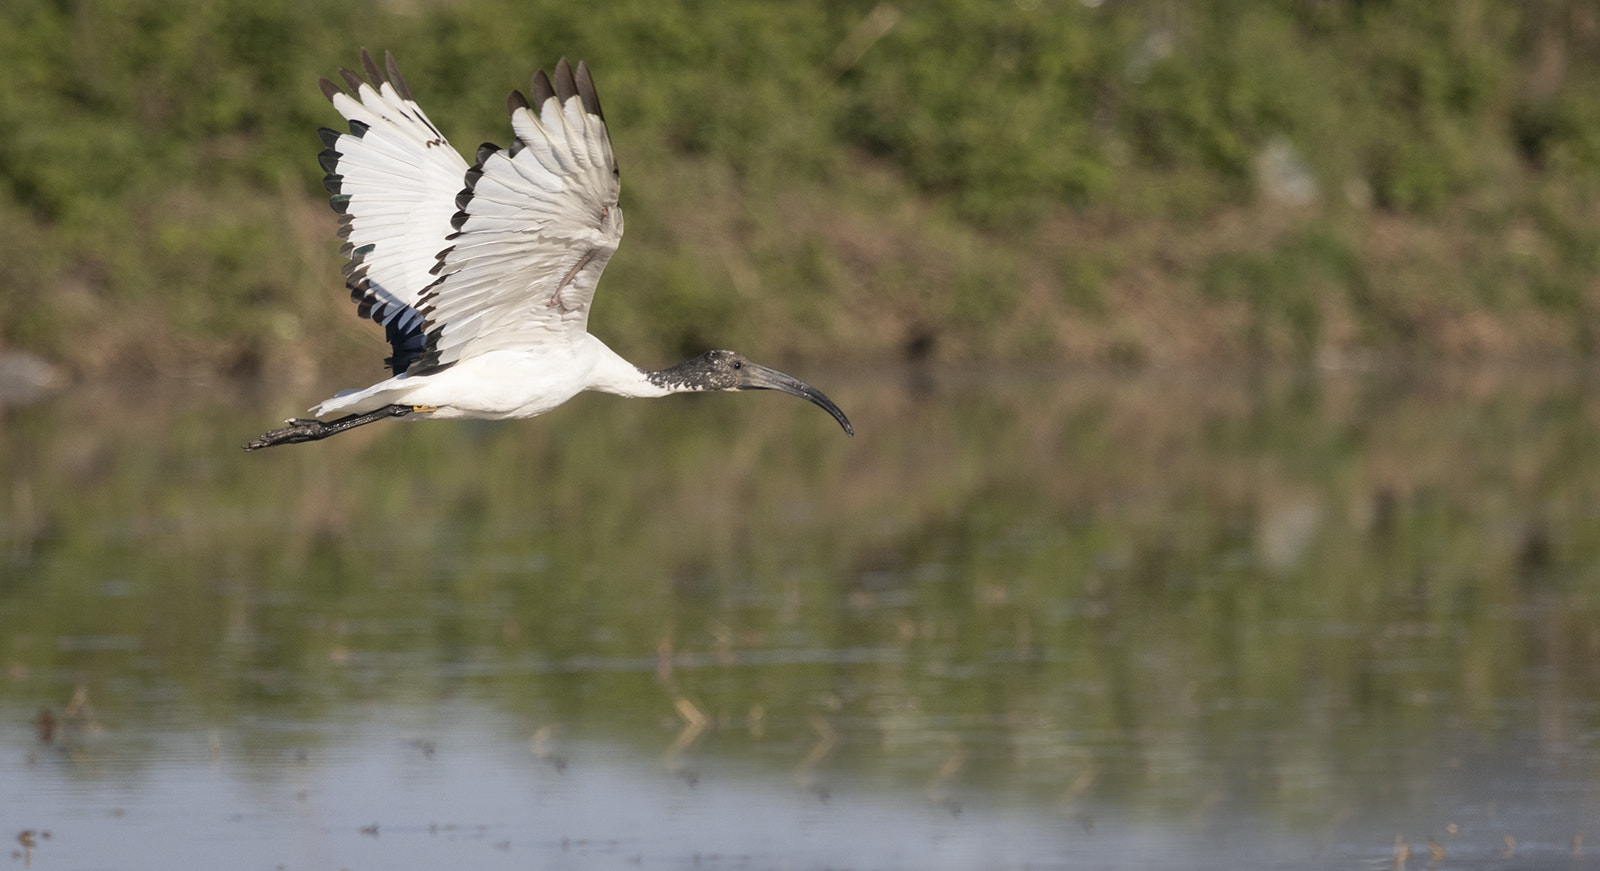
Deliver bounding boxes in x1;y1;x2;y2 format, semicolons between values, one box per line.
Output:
737;364;854;436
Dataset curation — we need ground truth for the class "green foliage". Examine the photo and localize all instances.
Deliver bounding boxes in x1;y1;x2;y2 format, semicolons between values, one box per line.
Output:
4;0;1600;371
834;0;1123;223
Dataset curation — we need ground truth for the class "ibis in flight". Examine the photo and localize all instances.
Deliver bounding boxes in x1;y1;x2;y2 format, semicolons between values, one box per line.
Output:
245;50;852;450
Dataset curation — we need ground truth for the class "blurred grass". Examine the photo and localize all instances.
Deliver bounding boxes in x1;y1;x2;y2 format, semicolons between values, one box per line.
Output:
5;0;1600;377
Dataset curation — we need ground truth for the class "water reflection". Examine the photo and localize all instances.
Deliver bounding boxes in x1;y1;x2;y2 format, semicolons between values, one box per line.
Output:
3;366;1600;868
3;710;1329;871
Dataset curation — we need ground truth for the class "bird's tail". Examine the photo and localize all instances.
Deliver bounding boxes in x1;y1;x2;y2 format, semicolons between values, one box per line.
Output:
310;379;422;418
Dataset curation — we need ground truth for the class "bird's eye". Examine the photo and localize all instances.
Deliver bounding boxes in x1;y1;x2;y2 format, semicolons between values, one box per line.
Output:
733;361;742;369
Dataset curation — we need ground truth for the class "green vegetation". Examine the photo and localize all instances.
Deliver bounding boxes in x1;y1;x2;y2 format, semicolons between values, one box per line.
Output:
5;0;1600;376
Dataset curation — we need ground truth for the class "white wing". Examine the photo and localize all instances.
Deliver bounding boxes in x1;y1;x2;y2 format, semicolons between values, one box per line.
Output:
318;50;471;373
409;58;623;373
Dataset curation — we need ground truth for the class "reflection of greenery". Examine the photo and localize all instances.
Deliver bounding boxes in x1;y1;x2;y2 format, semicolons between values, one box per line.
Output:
4;369;1600;822
6;1;1600;370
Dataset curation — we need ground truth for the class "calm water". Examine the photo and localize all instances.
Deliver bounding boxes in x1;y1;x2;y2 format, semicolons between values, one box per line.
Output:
4;365;1600;869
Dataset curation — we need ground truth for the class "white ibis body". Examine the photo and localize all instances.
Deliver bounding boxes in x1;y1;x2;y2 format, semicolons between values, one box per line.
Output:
245;50;852;451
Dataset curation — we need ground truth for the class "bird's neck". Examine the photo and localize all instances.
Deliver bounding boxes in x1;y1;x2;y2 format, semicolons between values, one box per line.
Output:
582;335;680;398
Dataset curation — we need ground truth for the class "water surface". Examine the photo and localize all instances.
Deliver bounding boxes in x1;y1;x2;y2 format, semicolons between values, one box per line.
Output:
4;365;1600;869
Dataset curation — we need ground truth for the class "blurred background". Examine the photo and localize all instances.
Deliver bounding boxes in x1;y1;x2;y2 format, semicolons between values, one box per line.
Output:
6;0;1600;380
5;1;1600;869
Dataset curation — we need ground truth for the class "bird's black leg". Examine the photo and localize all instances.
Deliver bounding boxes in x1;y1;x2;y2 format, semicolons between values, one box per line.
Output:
243;404;415;451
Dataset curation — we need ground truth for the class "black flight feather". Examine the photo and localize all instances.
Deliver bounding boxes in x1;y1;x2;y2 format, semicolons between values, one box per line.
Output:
531;69;555;107
360;48;383;87
575;61;604;120
553;58;577;103
384;50;413;101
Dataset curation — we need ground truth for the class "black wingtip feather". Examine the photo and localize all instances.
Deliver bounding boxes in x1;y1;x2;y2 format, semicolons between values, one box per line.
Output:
322;174;342;195
384;51;413;101
319;78;343;101
318;149;340;172
528;60;605;119
329;193;353;214
553;58;577;103
348;119;370;138
531;69;555;107
360;48;383;86
339;67;365;92
575;61;604;120
318;126;342;149
507;90;529;114
475;142;500;165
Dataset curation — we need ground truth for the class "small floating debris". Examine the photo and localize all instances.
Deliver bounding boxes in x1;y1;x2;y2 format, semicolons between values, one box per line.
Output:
32;710;54;743
14;829;49;867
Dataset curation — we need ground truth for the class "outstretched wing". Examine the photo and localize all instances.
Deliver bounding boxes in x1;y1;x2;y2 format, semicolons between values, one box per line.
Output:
408;58;623;374
317;49;470;374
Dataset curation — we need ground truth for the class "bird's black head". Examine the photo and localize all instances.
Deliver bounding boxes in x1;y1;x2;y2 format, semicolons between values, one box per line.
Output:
649;350;854;436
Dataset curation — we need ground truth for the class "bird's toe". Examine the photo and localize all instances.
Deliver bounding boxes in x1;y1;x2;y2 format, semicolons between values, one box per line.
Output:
244;418;328;451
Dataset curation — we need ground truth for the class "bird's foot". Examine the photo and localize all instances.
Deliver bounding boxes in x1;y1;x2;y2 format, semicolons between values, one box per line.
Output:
411;405;438;413
243;404;415;452
243;418;331;451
